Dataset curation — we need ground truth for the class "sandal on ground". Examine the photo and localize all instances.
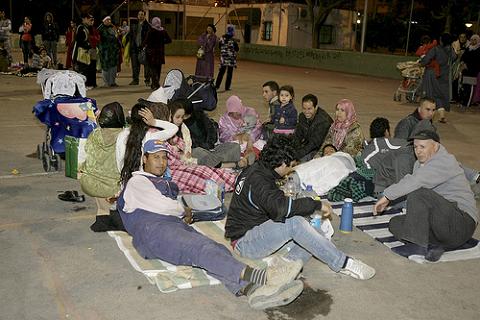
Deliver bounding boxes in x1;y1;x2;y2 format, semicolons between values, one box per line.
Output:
58;190;85;202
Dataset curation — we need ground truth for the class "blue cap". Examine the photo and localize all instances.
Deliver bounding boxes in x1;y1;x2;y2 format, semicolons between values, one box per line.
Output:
143;139;170;154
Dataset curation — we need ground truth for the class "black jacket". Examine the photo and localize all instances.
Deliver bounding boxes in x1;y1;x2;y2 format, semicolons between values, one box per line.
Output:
225;162;322;241
183;110;218;150
128;20;150;51
293;107;333;160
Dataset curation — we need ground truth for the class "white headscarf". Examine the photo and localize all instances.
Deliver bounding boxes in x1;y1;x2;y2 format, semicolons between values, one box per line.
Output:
468;34;480;51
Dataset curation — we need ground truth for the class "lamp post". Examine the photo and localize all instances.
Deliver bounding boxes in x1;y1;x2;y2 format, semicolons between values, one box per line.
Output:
405;0;414;56
360;0;368;53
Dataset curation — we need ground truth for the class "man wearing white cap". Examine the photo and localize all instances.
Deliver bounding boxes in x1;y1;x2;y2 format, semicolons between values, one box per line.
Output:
98;16;120;87
117;139;305;309
374;129;478;262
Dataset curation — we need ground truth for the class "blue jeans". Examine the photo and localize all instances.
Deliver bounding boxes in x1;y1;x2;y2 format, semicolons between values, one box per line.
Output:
235;216;346;272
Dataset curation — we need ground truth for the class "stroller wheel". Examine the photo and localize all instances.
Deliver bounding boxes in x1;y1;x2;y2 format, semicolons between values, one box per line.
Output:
42;152;51;172
51;154;61;171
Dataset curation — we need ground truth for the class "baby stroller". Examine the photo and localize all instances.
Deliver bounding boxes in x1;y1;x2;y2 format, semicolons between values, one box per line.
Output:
163;69;218;111
393;61;424;103
33;69;97;172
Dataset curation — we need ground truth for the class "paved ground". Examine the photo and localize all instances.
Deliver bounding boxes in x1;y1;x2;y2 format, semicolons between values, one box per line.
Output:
1;52;480;320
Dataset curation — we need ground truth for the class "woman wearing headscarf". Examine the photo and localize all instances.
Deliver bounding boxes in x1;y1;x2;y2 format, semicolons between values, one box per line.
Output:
460;34;480;106
143;17;172;90
215;25;239;91
319;99;364;158
80;102;126;214
218;95;262;144
218;95;262;167
195;24;217;78
42;12;59;66
419;33;456;123
65;20;76;69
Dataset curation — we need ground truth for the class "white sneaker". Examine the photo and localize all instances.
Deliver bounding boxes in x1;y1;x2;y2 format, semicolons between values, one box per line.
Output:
266;259;303;286
339;258;376;280
248;280;304;310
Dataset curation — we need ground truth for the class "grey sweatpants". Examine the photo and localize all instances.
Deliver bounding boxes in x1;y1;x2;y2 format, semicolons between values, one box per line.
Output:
389;188;476;249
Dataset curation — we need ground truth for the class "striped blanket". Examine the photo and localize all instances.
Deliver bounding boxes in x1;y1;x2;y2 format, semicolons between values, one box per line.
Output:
108;219;280;293
332;201;480;264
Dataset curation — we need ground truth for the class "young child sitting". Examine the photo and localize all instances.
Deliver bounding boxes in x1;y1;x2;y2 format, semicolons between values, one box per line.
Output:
272;85;298;135
39;46;53;69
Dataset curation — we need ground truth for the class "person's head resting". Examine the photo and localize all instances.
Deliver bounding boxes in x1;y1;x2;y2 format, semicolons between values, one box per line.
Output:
334;99;356;123
177;99;194;120
226;95;246;120
262;81;279;102
412;129;440;164
169;100;185;127
321;144;337;156
260;135;296;176
142;139;169;177
279;85;294;106
417;98;436;120
301;94;318;120
98;102;126;128
207;23;216;34
459;33;467;44
121;102;170;184
370;117;390;139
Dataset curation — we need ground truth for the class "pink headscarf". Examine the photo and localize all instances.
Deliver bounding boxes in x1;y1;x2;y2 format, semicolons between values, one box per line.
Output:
329;99;357;149
219;95;261;143
151;17;162;31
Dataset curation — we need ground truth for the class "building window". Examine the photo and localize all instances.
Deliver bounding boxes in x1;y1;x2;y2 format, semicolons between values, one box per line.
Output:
262;21;273;41
318;25;334;44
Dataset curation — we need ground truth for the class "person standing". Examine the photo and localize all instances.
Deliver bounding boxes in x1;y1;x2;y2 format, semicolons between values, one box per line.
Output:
42;12;59;66
128;10;150;86
143;17;171;90
19;16;35;65
195;24;217;78
98;16;120;87
419;33;456;123
0;9;12;65
65;20;76;69
215;25;239;91
87;18;100;88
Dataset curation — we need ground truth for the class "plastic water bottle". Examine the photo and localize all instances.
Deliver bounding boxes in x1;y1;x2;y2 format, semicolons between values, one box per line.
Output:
339;198;354;233
205;179;218;196
284;176;299;198
299;184;318;199
310;213;322;229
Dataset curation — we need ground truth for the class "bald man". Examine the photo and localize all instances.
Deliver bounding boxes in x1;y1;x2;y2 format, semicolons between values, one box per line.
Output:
374;129;478;262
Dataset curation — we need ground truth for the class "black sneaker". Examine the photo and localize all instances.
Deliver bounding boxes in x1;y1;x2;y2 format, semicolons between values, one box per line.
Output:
129;80;139;85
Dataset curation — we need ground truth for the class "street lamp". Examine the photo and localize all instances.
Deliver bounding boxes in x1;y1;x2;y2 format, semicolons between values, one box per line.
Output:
465;23;473;28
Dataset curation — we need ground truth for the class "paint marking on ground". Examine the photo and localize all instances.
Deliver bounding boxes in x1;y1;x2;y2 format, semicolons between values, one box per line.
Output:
0;171;60;179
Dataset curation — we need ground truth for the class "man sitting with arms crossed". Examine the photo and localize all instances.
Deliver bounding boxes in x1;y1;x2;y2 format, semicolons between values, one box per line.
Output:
261;80;280;140
374;129;478;262
117;139;304;309
225;135;375;280
293;94;333;162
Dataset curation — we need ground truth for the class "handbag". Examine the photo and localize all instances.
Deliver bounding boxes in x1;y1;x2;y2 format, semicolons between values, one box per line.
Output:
77;47;91;65
138;47;147;65
196;46;205;59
